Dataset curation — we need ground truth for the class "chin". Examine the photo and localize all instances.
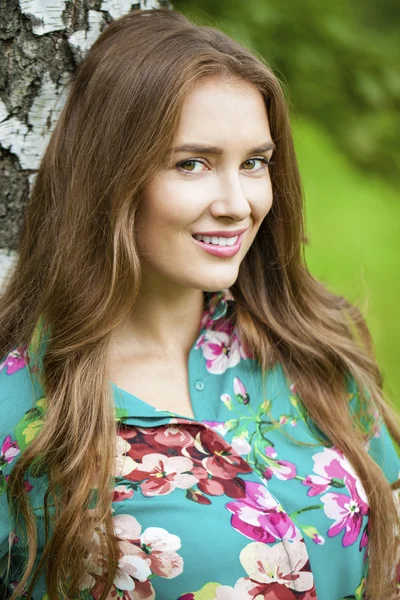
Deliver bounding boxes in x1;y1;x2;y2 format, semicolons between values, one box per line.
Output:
197;276;238;293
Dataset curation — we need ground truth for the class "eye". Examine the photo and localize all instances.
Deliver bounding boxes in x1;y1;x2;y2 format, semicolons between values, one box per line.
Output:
176;159;207;174
242;157;274;173
175;156;275;175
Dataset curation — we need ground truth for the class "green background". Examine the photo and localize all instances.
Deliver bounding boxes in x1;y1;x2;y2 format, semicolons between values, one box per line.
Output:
174;1;400;415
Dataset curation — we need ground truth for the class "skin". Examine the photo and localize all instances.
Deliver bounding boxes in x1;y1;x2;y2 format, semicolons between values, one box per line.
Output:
111;75;275;361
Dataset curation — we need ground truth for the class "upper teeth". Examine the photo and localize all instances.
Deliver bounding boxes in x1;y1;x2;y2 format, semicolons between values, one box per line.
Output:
194;234;239;246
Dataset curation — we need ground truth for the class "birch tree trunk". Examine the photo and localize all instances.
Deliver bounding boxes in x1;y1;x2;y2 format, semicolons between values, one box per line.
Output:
0;0;172;287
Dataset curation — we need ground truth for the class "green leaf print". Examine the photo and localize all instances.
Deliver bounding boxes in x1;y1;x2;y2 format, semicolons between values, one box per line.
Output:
189;582;221;598
224;418;239;432
330;477;346;488
14;397;47;452
115;407;129;421
0;470;6;495
341;576;366;600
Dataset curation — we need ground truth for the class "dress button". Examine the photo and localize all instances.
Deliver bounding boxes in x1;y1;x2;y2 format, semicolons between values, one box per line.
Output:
194;380;205;391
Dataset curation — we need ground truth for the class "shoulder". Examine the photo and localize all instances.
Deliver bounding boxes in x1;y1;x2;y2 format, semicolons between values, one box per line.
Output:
347;374;400;487
0;345;43;441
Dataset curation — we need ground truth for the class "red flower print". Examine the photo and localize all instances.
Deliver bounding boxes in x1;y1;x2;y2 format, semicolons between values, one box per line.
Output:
183;427;252;498
125;453;199;496
113;485;134;503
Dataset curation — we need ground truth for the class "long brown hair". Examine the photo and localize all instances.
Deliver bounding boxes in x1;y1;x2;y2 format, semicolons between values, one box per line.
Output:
1;8;399;599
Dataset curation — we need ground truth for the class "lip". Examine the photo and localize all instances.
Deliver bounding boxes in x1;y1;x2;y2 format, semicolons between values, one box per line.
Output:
192;227;248;238
192;231;245;258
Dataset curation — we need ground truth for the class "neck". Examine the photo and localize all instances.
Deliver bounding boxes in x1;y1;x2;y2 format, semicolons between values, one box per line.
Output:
109;283;206;360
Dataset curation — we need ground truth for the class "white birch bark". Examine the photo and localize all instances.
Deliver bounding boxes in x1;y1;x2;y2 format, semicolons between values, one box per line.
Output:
0;0;172;288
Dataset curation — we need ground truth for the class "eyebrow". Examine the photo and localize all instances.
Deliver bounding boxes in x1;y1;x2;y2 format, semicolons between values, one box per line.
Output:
170;141;276;155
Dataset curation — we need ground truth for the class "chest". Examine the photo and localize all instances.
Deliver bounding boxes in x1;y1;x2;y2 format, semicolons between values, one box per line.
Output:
109;354;195;419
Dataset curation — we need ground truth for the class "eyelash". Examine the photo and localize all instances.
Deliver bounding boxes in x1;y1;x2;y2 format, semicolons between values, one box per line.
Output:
176;157;275;175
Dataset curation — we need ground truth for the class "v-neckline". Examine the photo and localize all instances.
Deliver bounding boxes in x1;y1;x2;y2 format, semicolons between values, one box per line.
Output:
111;289;233;423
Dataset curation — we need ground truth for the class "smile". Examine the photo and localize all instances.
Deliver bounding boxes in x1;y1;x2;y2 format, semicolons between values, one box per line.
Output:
193;234;238;246
191;232;244;257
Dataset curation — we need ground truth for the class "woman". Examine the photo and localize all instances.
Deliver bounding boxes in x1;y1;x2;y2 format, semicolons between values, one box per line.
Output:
0;7;398;600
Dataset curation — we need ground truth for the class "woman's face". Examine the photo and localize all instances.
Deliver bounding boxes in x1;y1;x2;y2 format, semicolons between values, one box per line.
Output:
136;76;275;293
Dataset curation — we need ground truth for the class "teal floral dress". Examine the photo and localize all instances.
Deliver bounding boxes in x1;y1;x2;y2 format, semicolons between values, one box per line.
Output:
0;290;399;599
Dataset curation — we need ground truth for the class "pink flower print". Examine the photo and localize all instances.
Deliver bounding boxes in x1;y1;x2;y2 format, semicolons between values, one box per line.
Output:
139;526;183;579
312;533;325;545
188;540;315;599
201;330;242;374
233;377;250;404
113;513;142;539
85;515;152;598
220;393;233;410
265;446;277;459
153;424;194;449
113;554;152;592
235;540;315;596
126;453;198;496
4;474;33;493
262;445;297;481
202;421;230;437
0;435;20;466
321;480;368;547
113;485;134;503
23;479;33;493
243;539;313;592
194;332;206;350
262;459;297;481
302;447;350;497
0;346;28;375
226;480;298;543
89;515;183;600
302;447;369;547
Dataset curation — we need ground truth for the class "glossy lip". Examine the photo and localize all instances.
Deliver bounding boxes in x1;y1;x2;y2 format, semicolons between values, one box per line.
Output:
192;231;245;258
192;227;248;238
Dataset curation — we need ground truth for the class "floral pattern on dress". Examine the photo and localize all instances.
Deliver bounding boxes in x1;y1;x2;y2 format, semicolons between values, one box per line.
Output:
203;376;299;486
195;291;253;374
178;538;317;599
0;345;28;375
226;480;298;544
0;290;395;600
301;448;369;548
115;421;253;502
0;434;21;495
82;513;183;600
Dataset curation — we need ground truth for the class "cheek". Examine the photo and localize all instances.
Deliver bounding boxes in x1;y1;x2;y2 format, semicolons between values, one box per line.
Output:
249;179;273;221
144;179;207;229
137;179;201;247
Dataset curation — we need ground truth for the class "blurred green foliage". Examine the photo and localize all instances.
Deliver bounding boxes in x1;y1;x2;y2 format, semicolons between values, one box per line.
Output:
294;117;400;411
174;0;400;184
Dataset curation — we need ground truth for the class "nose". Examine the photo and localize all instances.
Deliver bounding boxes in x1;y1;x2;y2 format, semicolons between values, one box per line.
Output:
210;171;251;221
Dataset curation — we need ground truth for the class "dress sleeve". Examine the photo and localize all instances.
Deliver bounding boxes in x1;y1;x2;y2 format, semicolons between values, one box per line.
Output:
0;345;36;565
347;374;400;486
367;420;400;488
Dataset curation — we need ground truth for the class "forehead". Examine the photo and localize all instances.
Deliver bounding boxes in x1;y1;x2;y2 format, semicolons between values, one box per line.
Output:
174;76;272;146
